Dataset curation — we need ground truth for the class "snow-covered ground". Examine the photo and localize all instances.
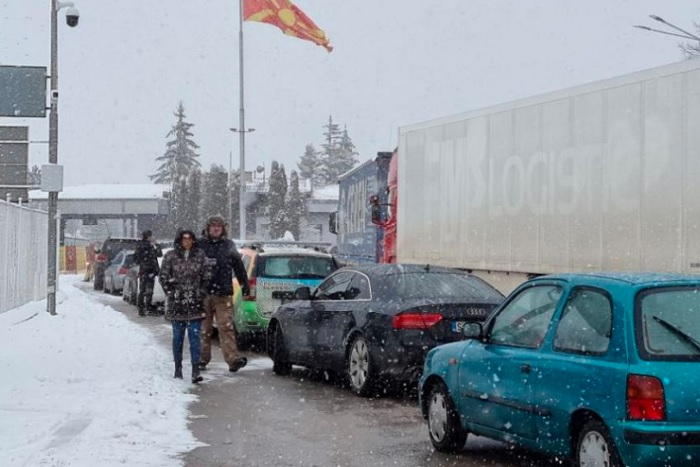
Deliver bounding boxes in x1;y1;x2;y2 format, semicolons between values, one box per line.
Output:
0;275;202;466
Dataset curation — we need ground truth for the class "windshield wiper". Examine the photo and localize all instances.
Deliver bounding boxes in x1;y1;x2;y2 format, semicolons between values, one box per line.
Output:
652;315;700;354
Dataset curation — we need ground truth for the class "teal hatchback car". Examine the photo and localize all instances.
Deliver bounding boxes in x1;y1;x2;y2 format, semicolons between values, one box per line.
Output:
419;273;700;467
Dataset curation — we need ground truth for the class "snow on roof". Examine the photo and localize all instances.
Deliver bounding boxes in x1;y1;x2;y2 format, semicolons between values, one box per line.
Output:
312;185;339;200
29;184;169;200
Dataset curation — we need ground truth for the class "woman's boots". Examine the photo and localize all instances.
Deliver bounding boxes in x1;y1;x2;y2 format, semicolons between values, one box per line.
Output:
174;361;203;384
191;364;203;384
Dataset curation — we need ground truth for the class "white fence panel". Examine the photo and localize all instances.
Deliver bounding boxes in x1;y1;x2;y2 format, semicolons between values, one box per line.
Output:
0;199;48;314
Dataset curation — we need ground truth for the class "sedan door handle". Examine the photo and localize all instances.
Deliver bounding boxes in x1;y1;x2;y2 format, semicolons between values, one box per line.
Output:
521;364;531;374
319;311;333;319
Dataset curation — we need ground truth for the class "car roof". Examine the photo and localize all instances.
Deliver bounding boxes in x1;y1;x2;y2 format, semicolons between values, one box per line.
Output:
342;263;470;278
538;272;700;287
243;246;333;258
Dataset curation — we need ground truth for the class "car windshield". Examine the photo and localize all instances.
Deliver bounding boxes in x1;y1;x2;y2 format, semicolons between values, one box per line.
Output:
380;272;503;300
259;255;336;280
637;287;700;361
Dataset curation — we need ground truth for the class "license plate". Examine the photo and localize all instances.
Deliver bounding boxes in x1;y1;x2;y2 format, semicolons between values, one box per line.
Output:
451;321;467;333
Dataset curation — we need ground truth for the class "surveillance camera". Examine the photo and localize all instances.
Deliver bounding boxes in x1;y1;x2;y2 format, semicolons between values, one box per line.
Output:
65;7;79;27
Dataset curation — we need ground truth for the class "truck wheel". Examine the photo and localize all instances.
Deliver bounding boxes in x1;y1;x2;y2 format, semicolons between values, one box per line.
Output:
427;381;467;452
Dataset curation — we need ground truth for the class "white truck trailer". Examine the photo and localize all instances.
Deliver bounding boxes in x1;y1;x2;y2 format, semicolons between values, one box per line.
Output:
398;59;700;293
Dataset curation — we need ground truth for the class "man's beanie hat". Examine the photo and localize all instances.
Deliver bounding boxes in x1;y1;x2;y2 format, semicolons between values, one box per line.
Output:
206;215;226;227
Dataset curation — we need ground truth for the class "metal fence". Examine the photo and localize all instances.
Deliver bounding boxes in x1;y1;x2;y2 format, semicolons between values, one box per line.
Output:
0;198;48;314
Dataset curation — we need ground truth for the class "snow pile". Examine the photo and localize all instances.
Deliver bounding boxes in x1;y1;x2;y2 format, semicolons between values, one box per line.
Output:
0;276;202;466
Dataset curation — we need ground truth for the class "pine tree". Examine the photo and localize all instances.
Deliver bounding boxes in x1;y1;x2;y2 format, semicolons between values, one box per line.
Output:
285;170;306;241
317;115;343;185
181;169;202;231
169;177;188;233
268;161;288;239
335;125;359;175
151;102;201;186
27;165;41;186
316;115;359;186
201;165;229;229
297;144;322;188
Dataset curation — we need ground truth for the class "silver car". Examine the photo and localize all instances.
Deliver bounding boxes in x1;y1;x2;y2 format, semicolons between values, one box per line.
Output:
122;248;169;307
103;249;135;294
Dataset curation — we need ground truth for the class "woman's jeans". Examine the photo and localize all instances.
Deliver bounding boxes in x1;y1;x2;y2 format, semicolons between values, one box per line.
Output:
171;320;203;366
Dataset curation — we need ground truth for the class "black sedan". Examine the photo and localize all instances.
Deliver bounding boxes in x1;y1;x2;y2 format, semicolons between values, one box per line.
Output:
267;264;504;396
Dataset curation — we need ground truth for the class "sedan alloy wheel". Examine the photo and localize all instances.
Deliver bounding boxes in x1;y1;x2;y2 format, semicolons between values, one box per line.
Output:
347;336;374;396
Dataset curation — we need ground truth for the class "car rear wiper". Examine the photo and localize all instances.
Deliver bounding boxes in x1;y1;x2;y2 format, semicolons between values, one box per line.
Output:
652;315;700;354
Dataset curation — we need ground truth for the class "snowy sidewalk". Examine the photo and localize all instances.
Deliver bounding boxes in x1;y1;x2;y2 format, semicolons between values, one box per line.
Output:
0;275;203;467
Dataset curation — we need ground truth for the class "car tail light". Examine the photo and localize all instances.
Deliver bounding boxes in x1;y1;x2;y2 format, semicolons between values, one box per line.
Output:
627;374;666;421
96;254;108;262
392;312;443;330
118;266;129;275
243;277;256;301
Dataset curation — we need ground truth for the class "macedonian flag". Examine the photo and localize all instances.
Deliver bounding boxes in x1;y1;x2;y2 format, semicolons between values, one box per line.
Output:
244;0;333;52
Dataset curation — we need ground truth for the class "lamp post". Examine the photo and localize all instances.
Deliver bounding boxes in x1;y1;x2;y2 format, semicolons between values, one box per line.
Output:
634;15;700;49
47;0;79;316
229;127;255;240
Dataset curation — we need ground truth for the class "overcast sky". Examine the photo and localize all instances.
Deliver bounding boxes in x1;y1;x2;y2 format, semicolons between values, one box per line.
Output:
1;0;699;186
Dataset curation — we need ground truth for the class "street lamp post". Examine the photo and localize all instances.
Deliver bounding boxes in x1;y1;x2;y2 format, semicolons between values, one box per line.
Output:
47;0;79;315
229;127;255;241
634;15;700;50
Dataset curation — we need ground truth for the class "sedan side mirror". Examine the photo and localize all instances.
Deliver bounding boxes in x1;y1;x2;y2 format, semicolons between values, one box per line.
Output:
295;286;312;301
462;323;483;339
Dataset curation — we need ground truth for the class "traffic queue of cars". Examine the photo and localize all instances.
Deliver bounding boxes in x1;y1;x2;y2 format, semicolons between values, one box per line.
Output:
91;237;700;466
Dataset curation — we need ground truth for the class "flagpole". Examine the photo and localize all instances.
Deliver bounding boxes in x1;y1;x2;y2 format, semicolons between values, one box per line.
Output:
238;0;246;241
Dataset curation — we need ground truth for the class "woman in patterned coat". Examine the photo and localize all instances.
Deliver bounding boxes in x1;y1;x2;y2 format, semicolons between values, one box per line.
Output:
159;229;208;383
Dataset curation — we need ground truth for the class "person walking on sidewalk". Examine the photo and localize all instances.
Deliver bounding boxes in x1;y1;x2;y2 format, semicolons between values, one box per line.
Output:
159;230;208;384
133;230;163;316
198;215;250;372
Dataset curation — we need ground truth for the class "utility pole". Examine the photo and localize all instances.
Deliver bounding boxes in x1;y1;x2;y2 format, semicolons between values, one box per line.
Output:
47;1;79;315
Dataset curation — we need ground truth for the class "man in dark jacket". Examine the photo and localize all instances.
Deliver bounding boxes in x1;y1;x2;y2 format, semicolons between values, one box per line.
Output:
133;230;163;316
198;216;250;372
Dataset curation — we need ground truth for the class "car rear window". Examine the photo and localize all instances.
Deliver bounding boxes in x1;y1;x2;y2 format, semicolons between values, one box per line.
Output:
380;272;504;301
636;287;700;361
103;239;140;259
258;255;336;279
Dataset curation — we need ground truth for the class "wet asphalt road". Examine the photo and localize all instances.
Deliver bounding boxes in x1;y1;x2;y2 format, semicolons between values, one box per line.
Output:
81;282;560;467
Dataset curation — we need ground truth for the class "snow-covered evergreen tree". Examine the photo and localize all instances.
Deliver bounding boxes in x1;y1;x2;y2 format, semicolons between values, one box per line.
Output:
335;125;359;175
151;102;201;186
285;170;306;241
268;161;288;239
200;165;229;229
180;168;201;230
297;144;322;188
316;115;359;186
